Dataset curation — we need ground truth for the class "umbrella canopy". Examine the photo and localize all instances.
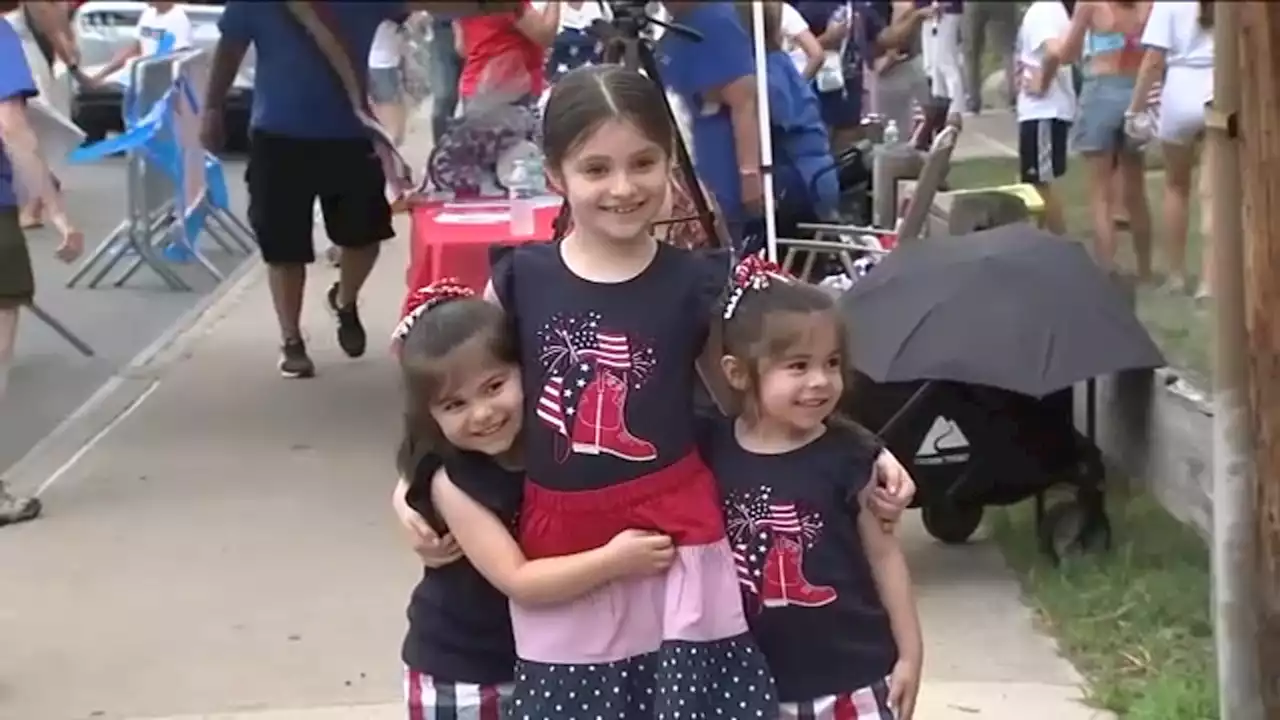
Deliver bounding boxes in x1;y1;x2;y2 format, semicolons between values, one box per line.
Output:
840;224;1165;397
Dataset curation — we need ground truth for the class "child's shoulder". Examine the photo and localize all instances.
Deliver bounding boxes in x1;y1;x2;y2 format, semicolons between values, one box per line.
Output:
416;452;525;529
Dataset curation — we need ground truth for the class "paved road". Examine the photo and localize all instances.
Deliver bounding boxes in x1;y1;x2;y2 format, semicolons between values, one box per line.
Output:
0;155;252;476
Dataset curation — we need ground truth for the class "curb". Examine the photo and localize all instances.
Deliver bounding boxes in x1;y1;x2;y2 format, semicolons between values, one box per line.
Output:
5;257;264;496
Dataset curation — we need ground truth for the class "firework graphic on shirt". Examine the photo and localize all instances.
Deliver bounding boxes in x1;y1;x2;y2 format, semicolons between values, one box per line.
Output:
533;311;657;437
724;487;825;600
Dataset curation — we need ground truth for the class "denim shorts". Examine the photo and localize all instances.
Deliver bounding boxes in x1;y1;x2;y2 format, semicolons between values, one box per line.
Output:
1072;75;1140;155
368;66;403;104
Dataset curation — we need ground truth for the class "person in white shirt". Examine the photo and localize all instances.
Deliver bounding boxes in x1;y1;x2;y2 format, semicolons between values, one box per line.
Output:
779;2;824;80
86;1;192;86
1127;0;1214;299
1015;0;1077;235
368;17;408;146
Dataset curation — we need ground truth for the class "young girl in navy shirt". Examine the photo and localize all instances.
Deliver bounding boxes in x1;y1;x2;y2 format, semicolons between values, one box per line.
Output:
703;256;924;720
392;280;681;719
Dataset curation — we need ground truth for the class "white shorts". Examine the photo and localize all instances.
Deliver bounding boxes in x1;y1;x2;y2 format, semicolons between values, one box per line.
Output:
1158;65;1213;145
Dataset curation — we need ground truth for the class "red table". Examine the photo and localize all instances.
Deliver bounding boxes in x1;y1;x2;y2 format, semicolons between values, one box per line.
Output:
405;196;563;312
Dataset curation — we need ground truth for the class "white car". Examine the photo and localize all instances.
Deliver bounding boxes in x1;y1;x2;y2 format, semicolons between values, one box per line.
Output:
67;0;254;150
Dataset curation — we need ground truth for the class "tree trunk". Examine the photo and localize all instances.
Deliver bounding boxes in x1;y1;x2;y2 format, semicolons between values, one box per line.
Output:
1239;2;1280;713
1210;3;1263;718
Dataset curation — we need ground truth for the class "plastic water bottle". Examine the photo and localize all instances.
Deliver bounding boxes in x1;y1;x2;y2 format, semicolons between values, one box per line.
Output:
525;154;547;195
508;159;536;237
883;119;901;148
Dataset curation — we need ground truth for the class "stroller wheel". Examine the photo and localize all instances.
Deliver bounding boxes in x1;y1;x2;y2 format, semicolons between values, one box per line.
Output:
921;502;984;545
1038;498;1112;565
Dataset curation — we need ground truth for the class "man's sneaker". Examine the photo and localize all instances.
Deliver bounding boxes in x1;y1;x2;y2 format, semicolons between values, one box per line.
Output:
279;338;316;379
0;481;41;527
327;282;367;358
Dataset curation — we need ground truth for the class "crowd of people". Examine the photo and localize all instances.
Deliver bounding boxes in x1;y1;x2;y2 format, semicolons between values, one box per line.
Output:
1015;0;1215;297
0;2;1220;719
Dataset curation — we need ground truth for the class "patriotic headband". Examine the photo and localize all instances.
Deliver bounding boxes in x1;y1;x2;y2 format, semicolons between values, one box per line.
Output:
392;278;476;342
723;254;791;320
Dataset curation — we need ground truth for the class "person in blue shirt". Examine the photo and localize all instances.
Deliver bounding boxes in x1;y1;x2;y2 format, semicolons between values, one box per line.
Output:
0;14;83;528
658;2;762;250
205;1;529;378
761;2;840;221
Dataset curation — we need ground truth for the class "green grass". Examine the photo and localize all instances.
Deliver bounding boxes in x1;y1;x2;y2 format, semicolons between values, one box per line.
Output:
947;155;1216;716
989;491;1216;719
946;156;1211;384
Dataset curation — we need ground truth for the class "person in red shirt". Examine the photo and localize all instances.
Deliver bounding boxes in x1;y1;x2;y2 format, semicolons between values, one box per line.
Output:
454;2;558;111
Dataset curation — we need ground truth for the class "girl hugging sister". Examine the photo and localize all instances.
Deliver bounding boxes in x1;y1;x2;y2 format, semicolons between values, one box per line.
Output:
393;63;920;719
393;281;680;719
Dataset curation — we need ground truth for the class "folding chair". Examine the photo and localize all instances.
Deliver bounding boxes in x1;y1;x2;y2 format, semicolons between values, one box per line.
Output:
774;126;962;282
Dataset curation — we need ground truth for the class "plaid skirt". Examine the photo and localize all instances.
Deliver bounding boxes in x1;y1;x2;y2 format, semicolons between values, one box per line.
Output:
779;678;897;720
404;668;513;720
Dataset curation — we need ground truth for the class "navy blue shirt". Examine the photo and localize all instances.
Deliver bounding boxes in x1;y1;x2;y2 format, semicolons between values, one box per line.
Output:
219;1;402;138
0;20;38;208
401;452;521;684
491;242;725;490
658;3;755;225
703;419;898;701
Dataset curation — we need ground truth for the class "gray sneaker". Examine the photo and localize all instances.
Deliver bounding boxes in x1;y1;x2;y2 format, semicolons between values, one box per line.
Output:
0;482;41;527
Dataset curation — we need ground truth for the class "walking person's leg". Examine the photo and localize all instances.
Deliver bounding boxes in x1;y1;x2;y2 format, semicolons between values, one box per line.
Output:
0;208;41;526
962;2;987;113
320;137;396;360
245;133;322;378
427;21;461;143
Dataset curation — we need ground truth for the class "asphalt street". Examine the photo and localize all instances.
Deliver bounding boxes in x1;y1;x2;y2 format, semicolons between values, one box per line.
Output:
0;154;253;476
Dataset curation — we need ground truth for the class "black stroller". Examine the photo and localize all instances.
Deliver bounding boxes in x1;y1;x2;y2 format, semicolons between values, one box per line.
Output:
836;225;1166;564
846;378;1110;564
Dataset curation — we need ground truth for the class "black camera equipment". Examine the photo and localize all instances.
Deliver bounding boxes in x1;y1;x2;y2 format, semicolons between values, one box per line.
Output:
549;2;721;248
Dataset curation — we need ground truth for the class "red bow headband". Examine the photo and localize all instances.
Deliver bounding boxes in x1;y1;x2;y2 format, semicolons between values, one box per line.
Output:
392;278;476;342
724;254;790;320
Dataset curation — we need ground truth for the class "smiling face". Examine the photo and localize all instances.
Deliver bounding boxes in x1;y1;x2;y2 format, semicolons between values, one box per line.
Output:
750;310;845;434
541;65;678;244
553;118;671;244
425;337;524;458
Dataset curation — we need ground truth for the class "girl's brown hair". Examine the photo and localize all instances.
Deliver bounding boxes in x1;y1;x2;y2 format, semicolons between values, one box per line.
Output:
541;64;676;172
1199;0;1214;29
395;298;518;479
720;276;854;421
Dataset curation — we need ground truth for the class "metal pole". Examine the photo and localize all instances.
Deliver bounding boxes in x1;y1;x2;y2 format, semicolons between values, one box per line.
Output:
749;0;779;262
1206;2;1263;716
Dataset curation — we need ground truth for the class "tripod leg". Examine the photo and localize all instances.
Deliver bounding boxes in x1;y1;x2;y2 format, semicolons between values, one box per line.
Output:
607;38;723;250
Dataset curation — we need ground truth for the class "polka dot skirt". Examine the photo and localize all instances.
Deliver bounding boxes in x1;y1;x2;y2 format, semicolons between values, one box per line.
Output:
510;635;777;719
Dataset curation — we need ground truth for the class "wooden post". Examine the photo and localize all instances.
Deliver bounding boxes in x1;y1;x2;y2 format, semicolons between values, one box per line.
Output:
1238;2;1280;711
1208;3;1263;718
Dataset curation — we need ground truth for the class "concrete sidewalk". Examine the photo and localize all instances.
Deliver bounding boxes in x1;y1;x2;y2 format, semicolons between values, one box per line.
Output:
0;118;1104;720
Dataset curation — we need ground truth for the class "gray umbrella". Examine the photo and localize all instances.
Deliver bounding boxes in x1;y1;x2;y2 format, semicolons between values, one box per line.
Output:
840;224;1165;397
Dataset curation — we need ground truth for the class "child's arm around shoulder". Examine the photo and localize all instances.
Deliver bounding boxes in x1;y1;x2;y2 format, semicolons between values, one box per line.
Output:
431;466;675;605
855;483;922;717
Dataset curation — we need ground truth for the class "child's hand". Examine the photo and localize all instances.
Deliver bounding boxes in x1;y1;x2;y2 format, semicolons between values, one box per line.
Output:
870;450;916;528
605;529;676;577
887;658;921;720
393;479;464;568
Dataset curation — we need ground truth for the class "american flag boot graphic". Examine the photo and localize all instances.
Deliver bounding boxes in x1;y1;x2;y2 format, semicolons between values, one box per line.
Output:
536;331;657;462
758;503;838;609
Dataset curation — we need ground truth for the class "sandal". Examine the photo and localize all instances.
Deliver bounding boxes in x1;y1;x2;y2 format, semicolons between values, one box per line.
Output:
0;482;42;527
